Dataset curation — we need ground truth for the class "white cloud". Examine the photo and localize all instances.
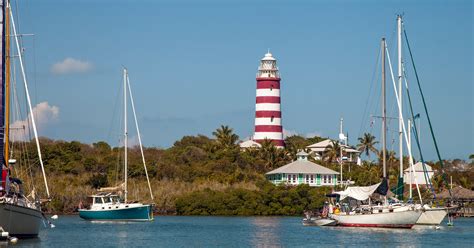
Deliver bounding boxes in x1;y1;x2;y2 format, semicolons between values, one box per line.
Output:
51;58;93;75
10;102;59;140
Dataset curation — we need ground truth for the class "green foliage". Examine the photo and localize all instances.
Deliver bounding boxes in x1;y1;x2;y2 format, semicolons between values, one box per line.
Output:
175;183;332;216
87;174;108;189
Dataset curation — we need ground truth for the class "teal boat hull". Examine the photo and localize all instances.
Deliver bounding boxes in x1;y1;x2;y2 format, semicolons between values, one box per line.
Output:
79;204;153;221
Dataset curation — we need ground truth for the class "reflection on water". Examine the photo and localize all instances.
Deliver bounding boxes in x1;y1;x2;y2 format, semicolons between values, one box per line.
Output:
5;216;473;247
251;217;281;247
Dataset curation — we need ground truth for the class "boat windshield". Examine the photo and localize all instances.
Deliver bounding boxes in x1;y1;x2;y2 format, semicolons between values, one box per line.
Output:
94;197;103;204
103;197;111;203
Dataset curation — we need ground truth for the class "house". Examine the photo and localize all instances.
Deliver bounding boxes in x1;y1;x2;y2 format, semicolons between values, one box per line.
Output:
239;140;262;149
265;151;339;187
403;162;434;185
306;139;360;163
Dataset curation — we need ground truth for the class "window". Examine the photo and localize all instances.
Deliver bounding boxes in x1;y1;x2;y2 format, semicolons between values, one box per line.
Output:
94;197;103;204
270;85;273;91
310;175;314;183
271;116;274;122
328;176;332;184
323;175;327;184
293;174;297;183
288;175;291;182
103;197;111;203
306;175;309;183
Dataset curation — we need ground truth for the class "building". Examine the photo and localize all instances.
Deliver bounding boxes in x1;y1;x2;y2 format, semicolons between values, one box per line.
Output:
306;139;360;163
403;162;434;185
253;52;284;148
265;151;339;187
238;139;261;149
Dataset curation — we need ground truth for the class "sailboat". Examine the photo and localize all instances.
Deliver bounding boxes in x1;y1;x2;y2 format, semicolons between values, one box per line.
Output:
328;37;422;228
0;0;52;238
394;15;448;226
79;68;154;221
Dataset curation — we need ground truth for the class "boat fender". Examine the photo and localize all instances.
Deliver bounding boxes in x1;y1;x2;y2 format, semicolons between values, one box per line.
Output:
9;236;18;244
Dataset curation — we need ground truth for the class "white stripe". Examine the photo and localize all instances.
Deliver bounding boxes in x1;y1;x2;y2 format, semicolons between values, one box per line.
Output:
256;89;280;97
255;117;281;126
255;103;281;111
254;132;283;140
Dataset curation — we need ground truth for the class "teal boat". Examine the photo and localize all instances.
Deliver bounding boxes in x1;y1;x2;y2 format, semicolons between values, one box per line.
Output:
79;68;155;221
79;193;153;221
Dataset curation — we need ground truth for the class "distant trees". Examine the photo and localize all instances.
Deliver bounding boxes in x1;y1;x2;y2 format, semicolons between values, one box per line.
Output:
324;140;341;163
357;133;379;159
212;125;239;149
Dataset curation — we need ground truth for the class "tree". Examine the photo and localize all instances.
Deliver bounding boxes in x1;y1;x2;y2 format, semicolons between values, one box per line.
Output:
357;133;379;159
324;140;341;163
212;125;239;149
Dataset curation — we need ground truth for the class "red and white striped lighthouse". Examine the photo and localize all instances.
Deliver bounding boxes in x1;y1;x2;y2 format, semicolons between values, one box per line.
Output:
253;52;284;148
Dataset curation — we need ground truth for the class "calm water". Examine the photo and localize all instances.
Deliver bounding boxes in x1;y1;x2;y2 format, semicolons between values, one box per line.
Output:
3;216;473;247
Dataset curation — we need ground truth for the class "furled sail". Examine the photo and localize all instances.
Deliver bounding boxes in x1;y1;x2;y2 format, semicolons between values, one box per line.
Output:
334;182;383;201
0;0;6;190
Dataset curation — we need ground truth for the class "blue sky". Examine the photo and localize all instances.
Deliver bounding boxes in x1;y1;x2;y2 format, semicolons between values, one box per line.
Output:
13;0;472;160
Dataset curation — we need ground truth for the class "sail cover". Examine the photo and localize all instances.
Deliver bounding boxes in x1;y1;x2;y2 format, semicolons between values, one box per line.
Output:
334;182;382;201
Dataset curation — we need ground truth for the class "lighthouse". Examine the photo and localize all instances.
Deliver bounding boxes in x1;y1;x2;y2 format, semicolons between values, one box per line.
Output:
253;52;284;148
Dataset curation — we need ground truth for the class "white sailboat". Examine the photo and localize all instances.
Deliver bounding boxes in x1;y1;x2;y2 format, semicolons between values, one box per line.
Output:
389;15;447;225
328;36;422;229
0;0;52;238
78;68;154;221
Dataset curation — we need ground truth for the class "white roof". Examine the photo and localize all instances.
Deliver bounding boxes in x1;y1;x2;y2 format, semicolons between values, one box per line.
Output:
266;160;339;175
306;139;360;153
404;162;433;172
307;139;333;149
239;140;261;148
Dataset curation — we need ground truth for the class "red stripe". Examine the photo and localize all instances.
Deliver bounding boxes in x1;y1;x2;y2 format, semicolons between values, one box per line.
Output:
254;139;285;147
257;80;280;89
255;111;281;118
255;125;282;132
256;96;280;103
339;223;414;228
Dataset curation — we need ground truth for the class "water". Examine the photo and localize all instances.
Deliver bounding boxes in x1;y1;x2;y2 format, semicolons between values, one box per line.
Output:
4;216;473;247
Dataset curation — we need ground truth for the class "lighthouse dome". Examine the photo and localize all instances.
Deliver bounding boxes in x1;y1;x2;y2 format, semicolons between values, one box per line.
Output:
262;52;276;61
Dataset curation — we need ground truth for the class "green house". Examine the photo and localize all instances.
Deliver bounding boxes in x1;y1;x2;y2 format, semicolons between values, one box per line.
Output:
265;151;339;187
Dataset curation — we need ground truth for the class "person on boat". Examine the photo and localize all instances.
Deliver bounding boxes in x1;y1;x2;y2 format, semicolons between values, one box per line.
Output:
328;202;334;214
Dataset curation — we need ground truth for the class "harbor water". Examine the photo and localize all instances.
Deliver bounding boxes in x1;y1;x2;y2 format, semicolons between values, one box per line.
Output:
5;216;474;247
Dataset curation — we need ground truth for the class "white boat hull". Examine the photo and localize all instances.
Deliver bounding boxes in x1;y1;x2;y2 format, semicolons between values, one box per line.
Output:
0;202;43;238
329;210;421;228
416;208;447;225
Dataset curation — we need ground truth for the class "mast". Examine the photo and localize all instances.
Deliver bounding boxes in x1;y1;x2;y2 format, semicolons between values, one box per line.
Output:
0;0;6;189
339;117;343;185
4;0;9;167
9;3;50;197
408;118;413;199
381;38;387;180
397;15;403;180
123;68;128;203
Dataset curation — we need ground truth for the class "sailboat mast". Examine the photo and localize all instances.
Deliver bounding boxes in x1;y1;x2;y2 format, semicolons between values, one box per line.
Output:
123;68;128;203
9;3;50;197
408;118;413;199
381;37;387;179
397;15;403;179
4;0;9;166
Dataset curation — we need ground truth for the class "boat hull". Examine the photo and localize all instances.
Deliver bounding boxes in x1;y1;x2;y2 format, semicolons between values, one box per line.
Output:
0;202;43;238
329;210;421;228
79;204;153;221
416;208;447;225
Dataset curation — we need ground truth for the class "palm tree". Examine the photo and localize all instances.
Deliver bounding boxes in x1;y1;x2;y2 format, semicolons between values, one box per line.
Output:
357;133;379;158
259;139;281;170
324;140;341;163
212;125;239;149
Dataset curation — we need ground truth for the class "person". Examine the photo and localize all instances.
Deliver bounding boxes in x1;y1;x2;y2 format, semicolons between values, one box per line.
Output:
328;202;334;214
